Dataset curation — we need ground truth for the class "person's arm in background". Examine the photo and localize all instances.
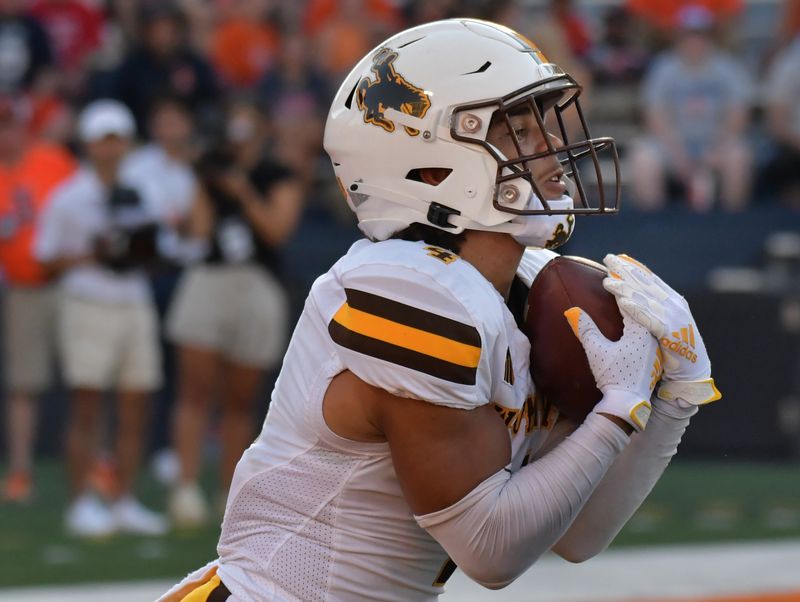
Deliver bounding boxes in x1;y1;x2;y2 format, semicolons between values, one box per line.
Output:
218;169;305;247
162;185;213;265
34;193;94;279
38;254;95;279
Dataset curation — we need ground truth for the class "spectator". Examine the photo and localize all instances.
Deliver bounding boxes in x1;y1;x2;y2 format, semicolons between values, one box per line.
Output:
308;0;400;81
628;0;743;29
627;0;744;48
258;33;329;185
778;0;800;47
588;6;650;85
258;32;329;116
120;93;198;307
29;0;104;94
27;66;74;145
483;0;594;139
403;0;459;24
210;0;280;89
627;5;753;211
0;93;75;502
550;0;593;60
35;99;168;537
165;101;304;527
121;95;198;229
0;0;53;92
303;0;400;36
103;2;218;133
761;35;800;209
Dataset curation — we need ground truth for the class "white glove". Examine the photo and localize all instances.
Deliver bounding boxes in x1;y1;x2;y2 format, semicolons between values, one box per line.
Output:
601;254;721;408
564;307;662;431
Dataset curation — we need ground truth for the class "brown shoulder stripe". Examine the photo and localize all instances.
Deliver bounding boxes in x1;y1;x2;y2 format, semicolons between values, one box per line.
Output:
328;288;481;385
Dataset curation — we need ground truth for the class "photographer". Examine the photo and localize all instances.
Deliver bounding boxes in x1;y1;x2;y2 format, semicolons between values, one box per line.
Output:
35;99;167;538
165;101;303;527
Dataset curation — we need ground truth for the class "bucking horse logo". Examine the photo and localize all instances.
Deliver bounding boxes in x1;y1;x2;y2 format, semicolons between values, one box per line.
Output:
356;48;431;136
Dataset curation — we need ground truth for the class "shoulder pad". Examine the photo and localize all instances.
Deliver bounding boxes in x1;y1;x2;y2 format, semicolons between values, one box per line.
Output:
326;240;507;409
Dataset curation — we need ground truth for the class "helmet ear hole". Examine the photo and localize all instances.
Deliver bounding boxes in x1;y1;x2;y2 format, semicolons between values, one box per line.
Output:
406;168;452;186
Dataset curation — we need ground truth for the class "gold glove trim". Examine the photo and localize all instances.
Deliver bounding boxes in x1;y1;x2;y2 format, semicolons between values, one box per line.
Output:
657;378;721;405
629;400;652;431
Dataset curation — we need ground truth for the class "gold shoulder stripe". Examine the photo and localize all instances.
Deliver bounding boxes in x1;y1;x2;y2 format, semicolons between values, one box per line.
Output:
344;288;480;346
329;288;481;385
332;303;479;367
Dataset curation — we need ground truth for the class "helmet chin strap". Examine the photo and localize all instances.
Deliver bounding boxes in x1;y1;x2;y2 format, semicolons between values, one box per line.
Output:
465;190;576;249
354;180;575;249
510;193;575;248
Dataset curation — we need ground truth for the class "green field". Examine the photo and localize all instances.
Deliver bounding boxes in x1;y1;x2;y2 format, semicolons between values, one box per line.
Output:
2;460;799;588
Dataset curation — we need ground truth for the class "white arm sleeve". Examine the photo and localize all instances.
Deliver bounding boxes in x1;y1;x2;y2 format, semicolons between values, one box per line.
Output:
552;402;696;562
415;413;629;589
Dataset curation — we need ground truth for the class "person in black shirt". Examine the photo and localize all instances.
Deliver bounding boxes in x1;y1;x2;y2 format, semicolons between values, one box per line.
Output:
165;101;303;526
101;2;218;134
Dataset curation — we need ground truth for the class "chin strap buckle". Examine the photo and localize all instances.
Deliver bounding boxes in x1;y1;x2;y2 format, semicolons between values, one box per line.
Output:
427;202;461;229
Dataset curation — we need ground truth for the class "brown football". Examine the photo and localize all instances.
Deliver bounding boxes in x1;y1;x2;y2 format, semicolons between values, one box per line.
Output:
524;255;624;423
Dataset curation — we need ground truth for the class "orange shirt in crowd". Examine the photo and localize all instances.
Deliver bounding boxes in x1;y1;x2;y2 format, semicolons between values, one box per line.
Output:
211;19;280;87
302;0;401;35
316;20;375;76
0;142;76;286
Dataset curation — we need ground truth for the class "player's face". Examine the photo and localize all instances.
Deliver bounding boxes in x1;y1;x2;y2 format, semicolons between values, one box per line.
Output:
486;104;567;201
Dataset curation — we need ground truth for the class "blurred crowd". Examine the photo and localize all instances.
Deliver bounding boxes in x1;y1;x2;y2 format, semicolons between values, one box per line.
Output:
0;0;798;538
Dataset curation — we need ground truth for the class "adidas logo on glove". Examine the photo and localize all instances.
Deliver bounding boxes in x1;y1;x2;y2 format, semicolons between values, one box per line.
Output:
660;325;698;364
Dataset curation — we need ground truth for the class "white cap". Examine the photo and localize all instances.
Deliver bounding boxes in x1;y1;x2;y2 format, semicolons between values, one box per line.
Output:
78;99;136;142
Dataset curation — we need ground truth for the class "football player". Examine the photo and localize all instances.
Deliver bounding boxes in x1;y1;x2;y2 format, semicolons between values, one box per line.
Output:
161;19;720;601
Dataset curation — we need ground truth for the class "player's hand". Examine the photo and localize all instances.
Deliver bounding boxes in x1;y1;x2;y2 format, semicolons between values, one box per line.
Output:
601;254;721;408
564;307;661;432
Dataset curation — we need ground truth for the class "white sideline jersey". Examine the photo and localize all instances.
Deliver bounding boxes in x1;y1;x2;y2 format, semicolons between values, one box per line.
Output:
214;239;560;601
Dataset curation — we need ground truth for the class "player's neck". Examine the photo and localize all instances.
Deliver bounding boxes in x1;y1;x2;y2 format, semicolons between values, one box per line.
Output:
459;231;524;300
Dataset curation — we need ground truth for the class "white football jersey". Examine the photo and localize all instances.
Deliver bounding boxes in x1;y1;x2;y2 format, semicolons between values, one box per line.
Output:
214;239;560;601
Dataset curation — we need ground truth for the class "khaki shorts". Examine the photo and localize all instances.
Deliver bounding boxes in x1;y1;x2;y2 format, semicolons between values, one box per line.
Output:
166;264;289;368
58;295;162;391
2;286;57;393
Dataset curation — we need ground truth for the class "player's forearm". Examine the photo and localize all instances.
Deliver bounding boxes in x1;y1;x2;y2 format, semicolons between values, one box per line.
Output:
416;412;628;589
552;402;695;562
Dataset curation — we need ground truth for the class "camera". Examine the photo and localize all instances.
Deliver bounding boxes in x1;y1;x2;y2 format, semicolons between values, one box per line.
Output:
94;185;160;273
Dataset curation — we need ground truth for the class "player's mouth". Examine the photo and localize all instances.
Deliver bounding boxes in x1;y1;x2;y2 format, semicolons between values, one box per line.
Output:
537;169;567;200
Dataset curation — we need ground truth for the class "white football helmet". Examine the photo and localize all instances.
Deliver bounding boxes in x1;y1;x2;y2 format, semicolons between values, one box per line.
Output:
324;18;619;249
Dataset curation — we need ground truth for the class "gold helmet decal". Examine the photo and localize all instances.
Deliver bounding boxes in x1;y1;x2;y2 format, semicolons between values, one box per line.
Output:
544;214;575;249
356;48;431;136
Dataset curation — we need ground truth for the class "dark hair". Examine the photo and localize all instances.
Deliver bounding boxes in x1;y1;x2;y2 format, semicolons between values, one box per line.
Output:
148;93;191;116
392;222;467;254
